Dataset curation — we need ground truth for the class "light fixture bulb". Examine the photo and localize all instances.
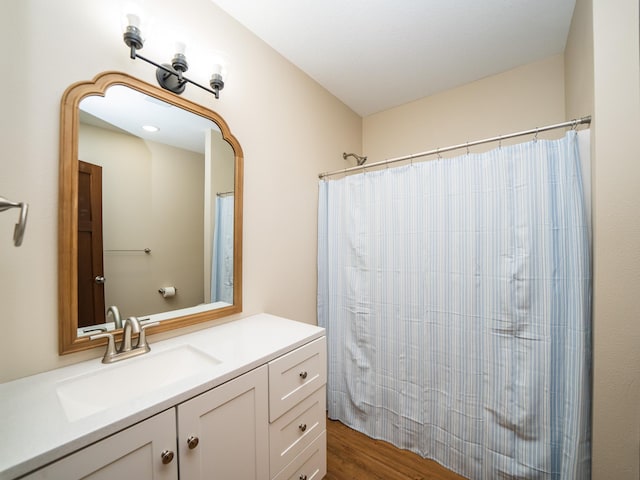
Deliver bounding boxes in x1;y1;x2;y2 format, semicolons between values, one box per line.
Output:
121;3;147;52
122;11;144;51
142;125;159;132
126;13;141;29
210;52;230;82
121;2;145;30
171;41;189;74
174;41;186;56
210;68;224;99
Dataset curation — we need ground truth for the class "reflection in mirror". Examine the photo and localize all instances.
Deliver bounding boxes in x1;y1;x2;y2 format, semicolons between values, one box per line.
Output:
59;72;243;354
77;86;234;336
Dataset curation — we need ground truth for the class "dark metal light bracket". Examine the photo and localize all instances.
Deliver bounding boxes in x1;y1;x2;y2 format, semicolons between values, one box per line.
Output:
123;26;223;99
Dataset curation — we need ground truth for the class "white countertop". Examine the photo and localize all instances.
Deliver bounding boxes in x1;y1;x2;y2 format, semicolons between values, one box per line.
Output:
0;314;325;480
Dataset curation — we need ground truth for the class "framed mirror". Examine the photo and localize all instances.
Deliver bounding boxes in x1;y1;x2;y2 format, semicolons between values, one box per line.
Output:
59;71;243;354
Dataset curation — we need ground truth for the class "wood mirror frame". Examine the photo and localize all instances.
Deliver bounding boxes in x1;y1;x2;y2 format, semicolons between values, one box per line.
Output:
59;71;243;354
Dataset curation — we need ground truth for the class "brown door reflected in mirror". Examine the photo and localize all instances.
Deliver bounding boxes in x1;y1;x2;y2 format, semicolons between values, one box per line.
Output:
77;160;105;328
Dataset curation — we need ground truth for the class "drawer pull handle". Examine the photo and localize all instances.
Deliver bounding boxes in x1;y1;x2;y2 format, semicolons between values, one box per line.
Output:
161;450;174;464
298;423;307;432
187;435;200;449
299;475;308;480
299;371;308;379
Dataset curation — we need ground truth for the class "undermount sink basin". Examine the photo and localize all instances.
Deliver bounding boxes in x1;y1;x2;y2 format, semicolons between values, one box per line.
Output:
56;345;222;422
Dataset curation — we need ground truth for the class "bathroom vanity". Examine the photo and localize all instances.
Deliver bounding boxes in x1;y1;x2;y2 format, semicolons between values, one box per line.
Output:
0;314;326;480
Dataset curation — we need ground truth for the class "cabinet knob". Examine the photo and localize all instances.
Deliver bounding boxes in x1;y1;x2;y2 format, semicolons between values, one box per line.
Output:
298;423;307;432
299;475;308;480
160;450;174;464
299;371;308;380
187;435;200;449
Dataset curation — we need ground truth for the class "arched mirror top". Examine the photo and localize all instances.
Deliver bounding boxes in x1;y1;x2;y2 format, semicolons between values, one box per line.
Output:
59;71;243;355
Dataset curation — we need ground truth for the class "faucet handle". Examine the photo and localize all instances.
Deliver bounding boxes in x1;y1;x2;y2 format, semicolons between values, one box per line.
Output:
90;332;117;363
137;321;160;351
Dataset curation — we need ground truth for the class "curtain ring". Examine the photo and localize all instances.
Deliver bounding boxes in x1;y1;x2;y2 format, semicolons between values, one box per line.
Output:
534;128;539;143
572;119;578;130
466;142;470;155
436;148;442;160
498;135;502;149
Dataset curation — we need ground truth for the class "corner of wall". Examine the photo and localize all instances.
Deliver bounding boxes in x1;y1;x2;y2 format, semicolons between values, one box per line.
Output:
564;0;594;120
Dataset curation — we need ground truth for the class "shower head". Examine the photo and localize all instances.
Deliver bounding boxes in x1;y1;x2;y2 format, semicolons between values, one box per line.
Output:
343;152;368;166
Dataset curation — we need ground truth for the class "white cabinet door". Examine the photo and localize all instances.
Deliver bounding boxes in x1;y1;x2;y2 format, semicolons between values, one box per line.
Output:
23;409;178;480
177;365;269;480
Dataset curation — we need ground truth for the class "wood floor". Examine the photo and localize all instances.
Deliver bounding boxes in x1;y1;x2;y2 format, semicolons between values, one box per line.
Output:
325;418;467;480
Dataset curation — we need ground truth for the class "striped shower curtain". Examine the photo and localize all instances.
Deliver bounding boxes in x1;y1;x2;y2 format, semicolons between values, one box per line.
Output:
317;131;591;479
211;194;234;304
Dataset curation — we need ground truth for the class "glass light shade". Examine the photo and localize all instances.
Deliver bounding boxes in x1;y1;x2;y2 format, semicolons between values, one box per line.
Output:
174;41;187;56
121;3;146;38
210;53;230;82
126;13;141;29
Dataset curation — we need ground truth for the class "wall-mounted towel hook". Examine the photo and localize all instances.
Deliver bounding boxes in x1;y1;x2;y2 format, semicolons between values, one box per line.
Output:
0;196;28;247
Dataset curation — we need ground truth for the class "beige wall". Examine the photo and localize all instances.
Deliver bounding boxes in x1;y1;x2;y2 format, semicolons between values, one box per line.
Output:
363;54;566;163
564;0;594;119
146;140;205;315
566;0;640;476
0;0;361;382
3;1;640;476
591;0;640;477
80;124;206;319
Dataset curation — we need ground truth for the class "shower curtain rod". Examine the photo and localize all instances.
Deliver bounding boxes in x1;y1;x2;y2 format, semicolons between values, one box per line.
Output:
319;116;591;179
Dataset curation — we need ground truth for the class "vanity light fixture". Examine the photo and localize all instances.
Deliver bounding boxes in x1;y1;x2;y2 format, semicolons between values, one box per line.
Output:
122;13;226;99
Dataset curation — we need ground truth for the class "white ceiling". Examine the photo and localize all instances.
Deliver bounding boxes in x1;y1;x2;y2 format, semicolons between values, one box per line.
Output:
80;85;220;153
210;0;576;116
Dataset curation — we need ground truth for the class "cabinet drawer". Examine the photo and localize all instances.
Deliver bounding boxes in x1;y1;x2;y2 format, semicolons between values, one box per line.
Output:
269;337;327;422
272;430;326;480
270;386;326;477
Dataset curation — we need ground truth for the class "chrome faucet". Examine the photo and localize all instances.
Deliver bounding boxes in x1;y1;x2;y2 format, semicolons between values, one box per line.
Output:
90;316;159;364
106;305;123;329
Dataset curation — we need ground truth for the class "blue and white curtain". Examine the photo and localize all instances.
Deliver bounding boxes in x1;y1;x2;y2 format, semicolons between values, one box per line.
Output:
211;194;234;304
318;131;591;479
